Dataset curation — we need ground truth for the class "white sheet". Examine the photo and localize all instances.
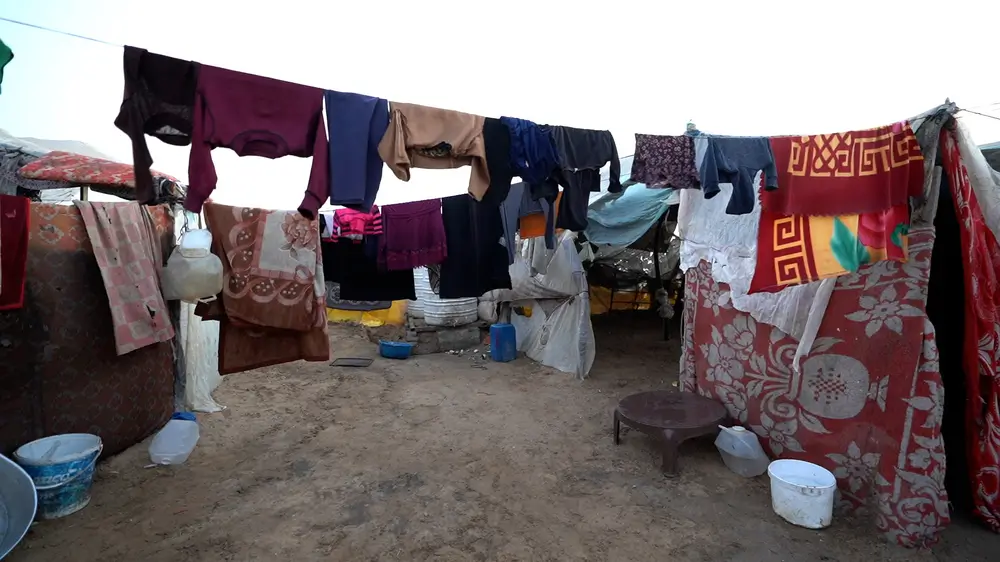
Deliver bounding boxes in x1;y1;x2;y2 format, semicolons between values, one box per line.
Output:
677;171;827;341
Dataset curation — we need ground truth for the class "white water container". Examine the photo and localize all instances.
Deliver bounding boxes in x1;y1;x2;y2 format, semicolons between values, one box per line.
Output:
408;267;433;319
767;459;837;529
411;267;478;327
149;413;200;465
714;425;769;477
424;296;478;327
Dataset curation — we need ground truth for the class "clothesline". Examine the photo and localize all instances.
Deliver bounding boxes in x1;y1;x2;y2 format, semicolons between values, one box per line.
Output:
4;14;1000;133
0;16;121;47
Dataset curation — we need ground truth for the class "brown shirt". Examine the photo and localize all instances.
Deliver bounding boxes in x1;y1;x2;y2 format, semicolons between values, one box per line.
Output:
377;102;490;200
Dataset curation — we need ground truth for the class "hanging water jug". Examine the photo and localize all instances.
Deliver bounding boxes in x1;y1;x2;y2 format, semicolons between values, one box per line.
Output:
161;229;223;304
714;425;770;477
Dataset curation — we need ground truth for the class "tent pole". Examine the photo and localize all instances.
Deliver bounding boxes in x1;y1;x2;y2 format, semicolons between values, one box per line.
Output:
652;210;669;340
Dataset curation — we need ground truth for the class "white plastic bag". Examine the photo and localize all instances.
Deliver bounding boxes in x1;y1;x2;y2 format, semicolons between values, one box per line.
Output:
180;302;224;413
161;229;223;304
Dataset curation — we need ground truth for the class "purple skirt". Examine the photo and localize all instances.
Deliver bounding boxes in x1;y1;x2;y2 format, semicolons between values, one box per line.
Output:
379;199;448;270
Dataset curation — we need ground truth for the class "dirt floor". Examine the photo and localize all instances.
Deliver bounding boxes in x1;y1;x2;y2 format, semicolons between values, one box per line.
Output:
8;314;999;561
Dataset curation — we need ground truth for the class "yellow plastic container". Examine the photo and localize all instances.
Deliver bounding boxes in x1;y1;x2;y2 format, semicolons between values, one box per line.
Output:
326;300;408;327
589;285;652;315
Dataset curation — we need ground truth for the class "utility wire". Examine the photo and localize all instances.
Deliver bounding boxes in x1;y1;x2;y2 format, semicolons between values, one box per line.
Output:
0;16;121;47
960;109;1000;123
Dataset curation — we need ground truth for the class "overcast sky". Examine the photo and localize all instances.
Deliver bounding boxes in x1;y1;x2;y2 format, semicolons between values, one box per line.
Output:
2;0;999;210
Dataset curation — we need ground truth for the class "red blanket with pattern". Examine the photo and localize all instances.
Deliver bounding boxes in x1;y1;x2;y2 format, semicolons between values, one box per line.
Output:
940;128;1000;532
682;225;949;546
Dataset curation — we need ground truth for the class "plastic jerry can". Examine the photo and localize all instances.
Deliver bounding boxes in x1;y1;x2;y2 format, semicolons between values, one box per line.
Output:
489;323;517;362
714;425;769;477
148;412;200;465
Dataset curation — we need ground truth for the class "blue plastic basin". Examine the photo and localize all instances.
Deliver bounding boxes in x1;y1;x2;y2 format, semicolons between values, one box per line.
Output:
379;340;415;359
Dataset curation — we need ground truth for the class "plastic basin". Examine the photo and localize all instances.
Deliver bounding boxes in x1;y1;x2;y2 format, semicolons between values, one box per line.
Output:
379;340;414;360
0;453;37;559
767;459;837;529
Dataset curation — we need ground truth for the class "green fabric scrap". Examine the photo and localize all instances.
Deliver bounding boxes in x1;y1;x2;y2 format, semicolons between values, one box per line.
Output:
0;38;12;95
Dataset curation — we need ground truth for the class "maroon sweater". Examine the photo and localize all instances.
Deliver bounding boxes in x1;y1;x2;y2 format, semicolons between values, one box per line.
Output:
185;66;329;218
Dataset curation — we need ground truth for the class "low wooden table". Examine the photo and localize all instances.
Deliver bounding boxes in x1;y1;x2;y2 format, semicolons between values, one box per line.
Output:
613;390;728;476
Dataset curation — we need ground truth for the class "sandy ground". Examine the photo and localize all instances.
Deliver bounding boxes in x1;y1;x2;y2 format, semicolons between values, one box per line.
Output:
8;314;999;561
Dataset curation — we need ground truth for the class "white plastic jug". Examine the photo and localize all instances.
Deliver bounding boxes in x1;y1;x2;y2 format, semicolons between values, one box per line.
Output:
149;412;200;465
160;229;223;304
714;425;769;477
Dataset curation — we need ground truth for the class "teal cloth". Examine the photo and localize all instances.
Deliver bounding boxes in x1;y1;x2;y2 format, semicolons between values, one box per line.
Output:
0;39;11;95
584;182;677;247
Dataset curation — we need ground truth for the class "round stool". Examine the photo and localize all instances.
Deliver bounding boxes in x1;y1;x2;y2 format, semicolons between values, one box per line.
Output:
613;390;728;476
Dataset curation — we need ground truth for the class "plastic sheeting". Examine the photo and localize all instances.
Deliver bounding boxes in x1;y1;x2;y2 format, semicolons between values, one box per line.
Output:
481;232;595;379
585;184;678;247
179;299;224;413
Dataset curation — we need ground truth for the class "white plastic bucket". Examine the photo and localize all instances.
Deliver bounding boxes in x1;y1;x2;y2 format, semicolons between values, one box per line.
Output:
767;459;836;529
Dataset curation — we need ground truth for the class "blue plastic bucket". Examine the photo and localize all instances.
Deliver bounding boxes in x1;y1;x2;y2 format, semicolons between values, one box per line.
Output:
14;434;102;520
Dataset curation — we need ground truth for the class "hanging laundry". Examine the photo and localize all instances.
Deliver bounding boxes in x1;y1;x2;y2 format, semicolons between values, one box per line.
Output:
322;238;416;302
319;211;337;240
378;199;447;270
439;194;512;299
555;184;592;232
528;126;621;232
499;183;527;264
750;200;911;293
762;123;924;216
629;133;700;189
548;126;622;193
480;118;515;206
0;38;12;95
186;66;329;219
113;47;199;205
325;90;388;209
0;194;28;310
334;206;383;240
378;102;490;200
499;117;560;185
519;190;562;243
198;202;329;375
73;202;175;355
700;136;778;215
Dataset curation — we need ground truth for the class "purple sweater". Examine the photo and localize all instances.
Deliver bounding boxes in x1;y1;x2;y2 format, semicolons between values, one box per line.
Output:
185;66;329;218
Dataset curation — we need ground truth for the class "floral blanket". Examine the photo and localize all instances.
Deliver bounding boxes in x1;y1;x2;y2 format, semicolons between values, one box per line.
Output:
199;203;329;375
940;128;1000;531
682;225;949;547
